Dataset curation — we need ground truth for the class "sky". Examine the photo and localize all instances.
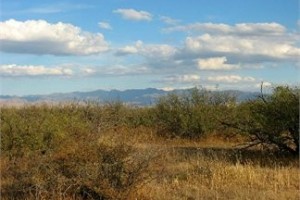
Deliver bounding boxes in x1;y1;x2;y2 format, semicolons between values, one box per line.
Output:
0;0;299;95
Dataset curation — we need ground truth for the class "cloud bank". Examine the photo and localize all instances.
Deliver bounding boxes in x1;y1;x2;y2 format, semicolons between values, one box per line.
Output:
116;22;299;73
175;23;299;66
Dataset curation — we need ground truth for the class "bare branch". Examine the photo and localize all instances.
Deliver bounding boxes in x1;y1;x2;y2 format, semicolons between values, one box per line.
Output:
259;81;268;103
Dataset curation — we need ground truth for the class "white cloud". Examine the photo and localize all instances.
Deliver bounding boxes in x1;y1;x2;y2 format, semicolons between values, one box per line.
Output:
207;75;256;83
82;68;97;75
141;44;177;59
184;32;300;63
24;7;63;14
234;23;285;35
98;22;112;30
0;19;109;55
160;16;181;25
164;22;286;36
113;8;152;21
255;82;272;88
197;57;240;70
159;87;175;91
0;64;73;77
162;74;200;84
114;22;299;73
159;86;195;91
3;3;92;15
115;40;177;60
1;63;150;77
111;22;299;87
115;44;140;56
162;22;300;65
81;65;149;76
164;22;230;34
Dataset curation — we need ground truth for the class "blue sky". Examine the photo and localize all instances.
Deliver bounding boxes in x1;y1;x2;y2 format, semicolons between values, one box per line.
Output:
0;0;299;95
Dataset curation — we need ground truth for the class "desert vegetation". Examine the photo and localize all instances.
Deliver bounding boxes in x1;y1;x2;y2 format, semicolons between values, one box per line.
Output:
0;85;299;199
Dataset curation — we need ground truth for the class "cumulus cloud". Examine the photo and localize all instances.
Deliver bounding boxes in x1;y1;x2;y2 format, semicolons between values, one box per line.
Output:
114;22;299;74
0;19;109;55
98;22;112;30
207;75;256;83
197;57;240;70
104;21;300;91
162;22;300;65
113;9;152;21
183;34;300;64
0;64;73;77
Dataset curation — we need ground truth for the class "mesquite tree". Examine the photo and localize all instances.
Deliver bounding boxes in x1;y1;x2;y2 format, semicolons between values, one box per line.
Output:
225;85;299;155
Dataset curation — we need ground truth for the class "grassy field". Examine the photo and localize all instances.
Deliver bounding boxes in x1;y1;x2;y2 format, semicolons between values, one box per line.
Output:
136;137;300;199
1;125;299;200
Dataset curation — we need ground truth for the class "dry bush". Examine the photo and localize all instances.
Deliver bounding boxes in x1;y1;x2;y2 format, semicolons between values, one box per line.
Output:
0;110;160;200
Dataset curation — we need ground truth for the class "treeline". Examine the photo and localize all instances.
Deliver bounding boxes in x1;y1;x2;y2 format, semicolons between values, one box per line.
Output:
0;85;299;199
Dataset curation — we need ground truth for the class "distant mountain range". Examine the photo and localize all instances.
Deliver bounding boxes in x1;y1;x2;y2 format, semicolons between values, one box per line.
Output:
0;88;261;106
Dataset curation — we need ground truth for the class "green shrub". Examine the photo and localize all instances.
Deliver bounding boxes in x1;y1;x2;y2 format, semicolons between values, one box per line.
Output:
154;88;236;138
224;85;299;155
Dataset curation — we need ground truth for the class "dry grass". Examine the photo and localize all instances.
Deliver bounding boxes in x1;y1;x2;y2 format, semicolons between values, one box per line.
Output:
137;148;299;200
1;127;299;199
88;128;300;200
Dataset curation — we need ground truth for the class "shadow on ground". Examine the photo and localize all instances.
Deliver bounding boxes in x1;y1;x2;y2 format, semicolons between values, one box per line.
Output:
175;147;299;168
